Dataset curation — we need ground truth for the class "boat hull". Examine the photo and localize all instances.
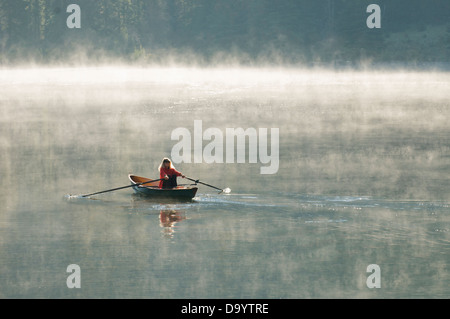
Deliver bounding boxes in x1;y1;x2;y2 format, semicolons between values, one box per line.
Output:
128;174;198;199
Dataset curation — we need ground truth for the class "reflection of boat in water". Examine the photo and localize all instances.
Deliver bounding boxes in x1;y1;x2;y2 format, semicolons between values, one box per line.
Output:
128;174;198;200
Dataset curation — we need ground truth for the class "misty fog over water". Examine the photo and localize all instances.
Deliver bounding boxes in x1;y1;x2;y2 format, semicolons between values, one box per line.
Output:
0;66;449;298
2;67;448;199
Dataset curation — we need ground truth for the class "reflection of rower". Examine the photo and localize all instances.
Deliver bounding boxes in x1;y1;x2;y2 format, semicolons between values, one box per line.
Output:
159;210;186;228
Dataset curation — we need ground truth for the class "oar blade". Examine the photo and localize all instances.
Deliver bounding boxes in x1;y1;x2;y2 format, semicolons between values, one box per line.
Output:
65;194;90;199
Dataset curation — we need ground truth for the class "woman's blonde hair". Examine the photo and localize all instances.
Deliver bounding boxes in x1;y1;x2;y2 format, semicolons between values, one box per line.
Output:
158;157;176;172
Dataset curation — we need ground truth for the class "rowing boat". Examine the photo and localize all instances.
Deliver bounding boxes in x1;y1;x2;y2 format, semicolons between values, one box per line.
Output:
128;174;198;199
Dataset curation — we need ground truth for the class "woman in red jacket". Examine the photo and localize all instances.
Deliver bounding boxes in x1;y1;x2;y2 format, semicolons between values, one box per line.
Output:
158;158;185;189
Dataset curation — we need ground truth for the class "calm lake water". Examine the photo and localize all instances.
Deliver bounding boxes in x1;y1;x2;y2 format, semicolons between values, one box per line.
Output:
0;67;449;298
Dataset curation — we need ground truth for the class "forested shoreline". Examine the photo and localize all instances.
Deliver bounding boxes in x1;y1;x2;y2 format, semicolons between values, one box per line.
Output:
0;0;449;66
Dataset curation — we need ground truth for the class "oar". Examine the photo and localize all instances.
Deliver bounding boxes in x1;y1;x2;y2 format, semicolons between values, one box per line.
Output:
185;177;231;194
79;178;164;198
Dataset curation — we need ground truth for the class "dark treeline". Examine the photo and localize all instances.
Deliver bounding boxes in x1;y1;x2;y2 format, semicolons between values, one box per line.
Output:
0;0;449;65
